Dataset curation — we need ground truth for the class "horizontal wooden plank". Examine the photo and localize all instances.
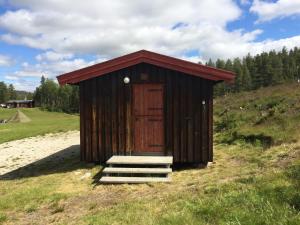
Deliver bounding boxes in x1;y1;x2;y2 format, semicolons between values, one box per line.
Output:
99;176;171;183
106;156;173;165
102;167;172;174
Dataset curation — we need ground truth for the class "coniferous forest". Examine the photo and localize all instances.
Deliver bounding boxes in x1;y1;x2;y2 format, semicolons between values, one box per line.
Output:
208;47;300;96
0;82;32;103
33;76;79;113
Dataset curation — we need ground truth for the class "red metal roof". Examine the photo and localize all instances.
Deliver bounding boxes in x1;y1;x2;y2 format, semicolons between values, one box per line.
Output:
57;50;235;85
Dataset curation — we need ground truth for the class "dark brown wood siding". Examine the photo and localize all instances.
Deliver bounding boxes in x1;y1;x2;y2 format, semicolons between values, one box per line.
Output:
79;63;213;164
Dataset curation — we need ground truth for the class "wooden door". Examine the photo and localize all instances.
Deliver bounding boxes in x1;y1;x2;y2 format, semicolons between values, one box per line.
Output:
133;84;164;153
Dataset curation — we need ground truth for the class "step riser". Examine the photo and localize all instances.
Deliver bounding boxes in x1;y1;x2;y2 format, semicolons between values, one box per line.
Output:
100;176;171;183
103;168;172;174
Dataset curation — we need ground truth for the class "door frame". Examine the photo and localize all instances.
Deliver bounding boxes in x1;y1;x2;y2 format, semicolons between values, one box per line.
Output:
131;82;165;155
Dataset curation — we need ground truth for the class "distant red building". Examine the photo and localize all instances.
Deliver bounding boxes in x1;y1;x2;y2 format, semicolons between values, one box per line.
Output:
6;100;34;108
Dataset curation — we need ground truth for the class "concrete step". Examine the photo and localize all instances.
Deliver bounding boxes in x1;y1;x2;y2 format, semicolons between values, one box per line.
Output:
106;156;173;165
103;167;172;174
99;176;171;184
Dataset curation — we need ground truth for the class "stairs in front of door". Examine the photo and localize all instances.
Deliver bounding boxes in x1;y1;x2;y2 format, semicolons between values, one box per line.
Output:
99;156;173;184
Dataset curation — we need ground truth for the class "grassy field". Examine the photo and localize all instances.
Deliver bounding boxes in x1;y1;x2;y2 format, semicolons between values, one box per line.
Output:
0;108;79;144
214;83;300;147
0;83;299;224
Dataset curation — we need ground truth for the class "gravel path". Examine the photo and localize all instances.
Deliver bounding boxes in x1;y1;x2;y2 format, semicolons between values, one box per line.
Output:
0;131;80;176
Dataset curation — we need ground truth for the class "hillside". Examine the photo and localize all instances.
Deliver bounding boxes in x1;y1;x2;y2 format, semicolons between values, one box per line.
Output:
214;82;300;147
0;83;299;225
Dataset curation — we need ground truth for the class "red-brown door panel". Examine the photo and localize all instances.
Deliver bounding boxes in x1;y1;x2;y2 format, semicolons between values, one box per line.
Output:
133;84;163;116
133;84;164;153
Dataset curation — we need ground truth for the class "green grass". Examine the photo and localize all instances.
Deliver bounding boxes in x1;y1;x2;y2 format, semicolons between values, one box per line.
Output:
85;178;299;225
214;83;300;147
0;107;79;143
0;213;6;224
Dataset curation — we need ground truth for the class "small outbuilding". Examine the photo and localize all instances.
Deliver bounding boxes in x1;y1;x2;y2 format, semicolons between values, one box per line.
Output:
57;50;234;165
6;100;34;108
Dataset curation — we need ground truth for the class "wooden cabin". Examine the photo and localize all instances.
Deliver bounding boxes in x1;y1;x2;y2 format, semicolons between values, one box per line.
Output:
57;50;234;165
6;100;34;108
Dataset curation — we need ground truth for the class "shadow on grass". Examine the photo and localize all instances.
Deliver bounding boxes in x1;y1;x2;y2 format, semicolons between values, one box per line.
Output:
173;162;208;171
0;145;100;180
91;167;105;186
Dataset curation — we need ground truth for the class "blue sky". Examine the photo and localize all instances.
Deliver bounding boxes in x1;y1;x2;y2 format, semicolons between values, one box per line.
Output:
0;0;300;91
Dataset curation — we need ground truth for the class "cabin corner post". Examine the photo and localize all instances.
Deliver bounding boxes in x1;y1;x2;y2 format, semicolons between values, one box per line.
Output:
79;82;86;162
208;82;214;162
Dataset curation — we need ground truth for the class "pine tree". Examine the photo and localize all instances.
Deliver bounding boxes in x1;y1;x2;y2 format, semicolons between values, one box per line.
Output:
0;82;8;103
252;55;264;89
225;59;233;71
7;84;17;100
216;59;225;69
233;58;243;92
281;47;291;81
206;58;215;67
40;75;46;85
270;53;284;84
241;61;252;90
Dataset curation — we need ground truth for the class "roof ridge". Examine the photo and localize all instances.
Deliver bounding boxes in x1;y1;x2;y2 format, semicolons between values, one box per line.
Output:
57;50;235;85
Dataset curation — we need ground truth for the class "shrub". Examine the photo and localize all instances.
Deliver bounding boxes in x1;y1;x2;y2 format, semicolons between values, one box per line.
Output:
0;213;7;223
215;112;239;132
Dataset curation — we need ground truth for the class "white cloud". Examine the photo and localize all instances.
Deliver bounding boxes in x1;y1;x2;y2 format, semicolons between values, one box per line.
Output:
4;55;106;91
13;79;40;92
4;75;39;92
180;55;205;64
13;58;95;78
36;57;100;75
1;0;298;64
13;68;44;78
240;0;250;5
2;0;299;63
0;0;243;60
250;0;300;22
36;51;73;62
0;0;300;92
0;54;12;66
4;75;19;80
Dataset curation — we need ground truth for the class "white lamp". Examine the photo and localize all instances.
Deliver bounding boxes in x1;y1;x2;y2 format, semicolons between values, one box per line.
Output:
123;77;130;84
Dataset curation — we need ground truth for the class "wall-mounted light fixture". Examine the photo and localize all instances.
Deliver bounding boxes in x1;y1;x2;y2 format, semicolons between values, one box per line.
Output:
123;76;130;84
202;100;206;105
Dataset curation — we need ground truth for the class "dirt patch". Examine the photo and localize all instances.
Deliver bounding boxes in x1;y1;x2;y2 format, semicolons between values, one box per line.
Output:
275;144;300;168
0;131;80;176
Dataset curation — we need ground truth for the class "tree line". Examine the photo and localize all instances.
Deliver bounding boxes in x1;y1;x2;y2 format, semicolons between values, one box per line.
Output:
33;76;79;113
208;47;300;96
0;82;18;103
4;46;300;113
